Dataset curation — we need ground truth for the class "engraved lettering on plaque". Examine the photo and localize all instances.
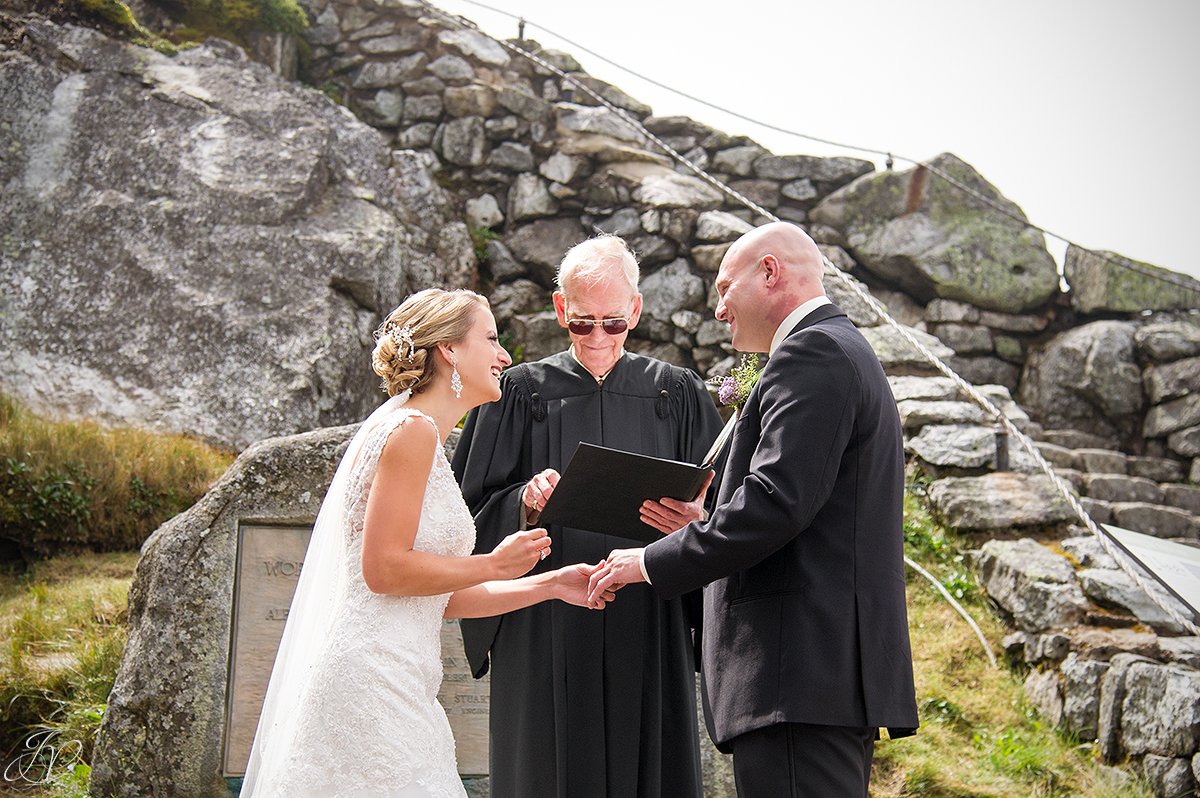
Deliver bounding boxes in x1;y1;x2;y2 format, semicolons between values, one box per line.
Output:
223;524;312;777
223;523;490;778
437;620;490;775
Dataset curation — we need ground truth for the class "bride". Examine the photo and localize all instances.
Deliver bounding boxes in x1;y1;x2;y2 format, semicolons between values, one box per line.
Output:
242;288;612;797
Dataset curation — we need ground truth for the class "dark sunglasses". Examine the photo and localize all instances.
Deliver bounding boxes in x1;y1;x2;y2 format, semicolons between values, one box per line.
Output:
566;317;629;336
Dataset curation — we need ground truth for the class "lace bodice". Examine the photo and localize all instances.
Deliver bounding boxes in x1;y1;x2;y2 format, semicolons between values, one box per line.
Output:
267;409;476;797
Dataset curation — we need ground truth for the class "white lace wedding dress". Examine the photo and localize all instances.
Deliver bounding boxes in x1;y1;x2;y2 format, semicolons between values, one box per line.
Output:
260;409;475;797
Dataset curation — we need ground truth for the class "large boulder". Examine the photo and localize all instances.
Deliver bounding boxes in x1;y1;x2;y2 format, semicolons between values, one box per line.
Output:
929;472;1077;530
809;153;1059;313
1064;245;1200;315
0;21;466;449
1018;321;1144;443
974;539;1089;631
92;424;357;797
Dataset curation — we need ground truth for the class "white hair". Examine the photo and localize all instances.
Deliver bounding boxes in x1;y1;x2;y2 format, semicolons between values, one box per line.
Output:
555;234;640;298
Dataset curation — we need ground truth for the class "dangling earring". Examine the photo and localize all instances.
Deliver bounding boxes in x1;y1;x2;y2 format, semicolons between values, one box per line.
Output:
450;359;463;399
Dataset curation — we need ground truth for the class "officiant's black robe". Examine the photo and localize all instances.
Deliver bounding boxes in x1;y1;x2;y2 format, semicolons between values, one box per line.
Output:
451;350;723;798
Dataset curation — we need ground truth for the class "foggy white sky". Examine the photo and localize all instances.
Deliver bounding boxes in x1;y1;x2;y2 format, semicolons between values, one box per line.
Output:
432;0;1200;284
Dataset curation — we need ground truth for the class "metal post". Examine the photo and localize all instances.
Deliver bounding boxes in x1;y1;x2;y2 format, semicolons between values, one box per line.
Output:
995;427;1009;472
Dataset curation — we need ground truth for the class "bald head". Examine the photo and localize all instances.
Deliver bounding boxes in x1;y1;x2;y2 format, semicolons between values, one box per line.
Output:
714;222;827;353
724;222;825;286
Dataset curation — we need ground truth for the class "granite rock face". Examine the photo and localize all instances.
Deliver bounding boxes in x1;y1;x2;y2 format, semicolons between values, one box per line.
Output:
91;425;357;798
1065;245;1200;315
810;153;1060;313
1019;321;1144;443
0;21;466;449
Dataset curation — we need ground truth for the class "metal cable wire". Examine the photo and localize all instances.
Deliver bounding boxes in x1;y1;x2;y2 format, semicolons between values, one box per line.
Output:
419;0;1200;636
438;0;1200;298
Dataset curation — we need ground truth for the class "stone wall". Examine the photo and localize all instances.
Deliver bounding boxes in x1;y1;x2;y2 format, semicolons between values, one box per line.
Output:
5;1;1199;794
900;370;1200;797
292;0;1200;469
292;0;882;380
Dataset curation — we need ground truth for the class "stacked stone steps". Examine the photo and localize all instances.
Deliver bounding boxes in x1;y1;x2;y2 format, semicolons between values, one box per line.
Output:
885;372;1200;539
981;535;1200;796
1034;439;1200;541
885;372;1200;797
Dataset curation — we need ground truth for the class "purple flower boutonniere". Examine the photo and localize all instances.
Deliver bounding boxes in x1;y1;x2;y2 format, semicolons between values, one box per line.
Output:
708;354;763;412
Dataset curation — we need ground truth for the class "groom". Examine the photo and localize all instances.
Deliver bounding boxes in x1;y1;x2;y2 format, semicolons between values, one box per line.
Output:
589;222;918;796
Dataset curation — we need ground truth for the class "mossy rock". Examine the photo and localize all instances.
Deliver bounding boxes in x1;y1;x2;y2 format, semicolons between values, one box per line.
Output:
1064;245;1200;314
811;153;1060;314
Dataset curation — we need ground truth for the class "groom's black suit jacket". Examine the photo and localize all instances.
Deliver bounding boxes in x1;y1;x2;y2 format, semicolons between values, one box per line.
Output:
644;303;918;752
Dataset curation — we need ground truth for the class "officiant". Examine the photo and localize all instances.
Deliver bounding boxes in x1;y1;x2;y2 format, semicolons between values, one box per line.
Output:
452;234;724;798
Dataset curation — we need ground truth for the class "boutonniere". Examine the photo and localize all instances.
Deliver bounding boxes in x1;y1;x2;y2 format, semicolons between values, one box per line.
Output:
708;354;763;412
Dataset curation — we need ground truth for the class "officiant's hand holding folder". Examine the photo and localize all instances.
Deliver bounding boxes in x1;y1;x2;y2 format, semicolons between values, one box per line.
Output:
538;414;737;543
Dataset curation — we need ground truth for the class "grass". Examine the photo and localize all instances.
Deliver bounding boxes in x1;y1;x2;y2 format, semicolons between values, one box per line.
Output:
871;492;1153;797
0;491;1157;797
0;551;139;797
1;394;232;562
16;0;309;56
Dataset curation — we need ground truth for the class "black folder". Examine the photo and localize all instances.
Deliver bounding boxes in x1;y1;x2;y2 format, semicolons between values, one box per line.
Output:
538;442;714;544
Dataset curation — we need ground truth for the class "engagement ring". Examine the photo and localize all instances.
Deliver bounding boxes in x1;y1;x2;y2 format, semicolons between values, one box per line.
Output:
539;548;548;561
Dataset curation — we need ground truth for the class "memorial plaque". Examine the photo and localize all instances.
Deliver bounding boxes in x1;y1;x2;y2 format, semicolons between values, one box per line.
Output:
223;523;312;777
437;620;490;776
1104;523;1200;620
222;523;490;778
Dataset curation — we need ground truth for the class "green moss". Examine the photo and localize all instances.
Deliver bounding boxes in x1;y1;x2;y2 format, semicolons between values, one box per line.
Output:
164;0;308;41
468;226;499;261
60;0;308;51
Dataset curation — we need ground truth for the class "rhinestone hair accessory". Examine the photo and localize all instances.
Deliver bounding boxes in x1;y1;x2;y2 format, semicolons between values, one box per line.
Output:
385;323;417;362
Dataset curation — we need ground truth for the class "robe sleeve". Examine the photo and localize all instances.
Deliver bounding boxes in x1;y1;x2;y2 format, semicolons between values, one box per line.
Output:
451;370;534;677
673;367;726;512
670;367;724;667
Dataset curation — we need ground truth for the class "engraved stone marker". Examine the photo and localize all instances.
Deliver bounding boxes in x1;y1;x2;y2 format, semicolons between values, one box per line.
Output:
438;620;490;776
223;523;312;777
222;522;489;777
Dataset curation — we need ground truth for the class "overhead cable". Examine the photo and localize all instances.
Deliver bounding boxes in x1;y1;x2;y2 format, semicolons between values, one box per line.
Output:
418;0;1200;637
440;0;1200;297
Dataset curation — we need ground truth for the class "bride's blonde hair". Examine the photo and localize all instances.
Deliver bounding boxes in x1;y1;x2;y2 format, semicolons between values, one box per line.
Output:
372;288;489;396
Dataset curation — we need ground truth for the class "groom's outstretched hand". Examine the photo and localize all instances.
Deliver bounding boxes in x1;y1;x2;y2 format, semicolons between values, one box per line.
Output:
587;549;647;605
556;561;616;610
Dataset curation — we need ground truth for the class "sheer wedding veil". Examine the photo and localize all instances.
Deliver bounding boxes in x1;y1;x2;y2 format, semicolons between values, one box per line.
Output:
241;389;412;795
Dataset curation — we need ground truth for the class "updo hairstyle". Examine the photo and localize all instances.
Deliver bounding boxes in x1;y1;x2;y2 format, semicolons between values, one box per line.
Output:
372;288;489;397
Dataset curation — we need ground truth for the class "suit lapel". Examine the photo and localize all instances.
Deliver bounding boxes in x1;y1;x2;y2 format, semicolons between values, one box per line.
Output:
737;303;848;431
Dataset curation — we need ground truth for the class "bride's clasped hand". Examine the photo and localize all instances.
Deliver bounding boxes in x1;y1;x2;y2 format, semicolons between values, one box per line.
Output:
243;289;613;798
